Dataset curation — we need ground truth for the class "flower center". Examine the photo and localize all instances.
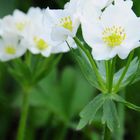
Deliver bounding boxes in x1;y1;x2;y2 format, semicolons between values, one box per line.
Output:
60;16;73;31
16;22;26;31
34;37;49;51
102;26;126;47
5;45;16;54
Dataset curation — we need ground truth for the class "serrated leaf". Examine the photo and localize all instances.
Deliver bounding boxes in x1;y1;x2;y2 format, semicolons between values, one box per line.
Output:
102;99;119;132
77;94;104;130
112;94;140;112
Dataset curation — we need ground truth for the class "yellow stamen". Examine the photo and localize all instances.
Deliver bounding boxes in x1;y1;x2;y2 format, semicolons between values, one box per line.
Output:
34;37;49;50
102;26;126;47
16;22;26;31
5;46;16;54
60;16;73;31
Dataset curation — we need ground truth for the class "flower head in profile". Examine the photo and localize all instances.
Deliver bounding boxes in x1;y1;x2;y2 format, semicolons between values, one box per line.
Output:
45;8;79;40
44;7;79;52
81;0;140;60
0;31;26;61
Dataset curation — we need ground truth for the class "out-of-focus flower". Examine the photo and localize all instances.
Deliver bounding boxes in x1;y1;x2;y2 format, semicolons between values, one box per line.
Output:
0;31;26;61
21;7;53;57
0;10;30;36
0;10;28;61
81;0;140;60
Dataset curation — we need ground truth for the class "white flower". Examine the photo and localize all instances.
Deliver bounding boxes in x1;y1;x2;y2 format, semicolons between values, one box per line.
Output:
25;7;72;57
22;7;53;57
0;10;28;61
0;31;26;61
79;0;116;30
0;10;30;36
64;0;80;14
27;7;44;24
44;7;79;50
81;0;140;60
46;8;79;40
23;23;53;57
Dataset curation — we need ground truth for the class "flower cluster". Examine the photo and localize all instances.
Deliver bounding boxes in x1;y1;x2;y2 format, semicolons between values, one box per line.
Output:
1;0;139;62
2;0;140;138
0;6;78;61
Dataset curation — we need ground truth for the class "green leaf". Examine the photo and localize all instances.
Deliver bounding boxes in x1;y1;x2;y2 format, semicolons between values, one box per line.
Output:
29;107;51;127
72;48;100;90
114;57;139;89
13;67;95;128
8;54;61;87
32;54;62;84
131;60;140;84
8;58;32;86
102;99;119;132
112;94;140;112
97;61;106;81
77;94;104;130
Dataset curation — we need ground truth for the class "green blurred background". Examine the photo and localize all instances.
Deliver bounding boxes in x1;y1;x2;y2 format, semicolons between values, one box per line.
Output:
0;0;140;140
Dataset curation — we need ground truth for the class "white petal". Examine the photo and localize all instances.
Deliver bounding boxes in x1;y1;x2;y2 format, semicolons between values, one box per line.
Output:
51;26;72;42
101;2;136;27
91;43;113;60
117;45;131;59
81;20;103;48
51;37;76;53
125;18;140;41
41;47;51;57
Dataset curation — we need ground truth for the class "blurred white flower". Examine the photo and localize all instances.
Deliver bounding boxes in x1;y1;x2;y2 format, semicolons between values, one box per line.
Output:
21;7;53;57
0;31;26;61
81;0;140;60
0;10;29;61
0;10;30;36
27;7;44;24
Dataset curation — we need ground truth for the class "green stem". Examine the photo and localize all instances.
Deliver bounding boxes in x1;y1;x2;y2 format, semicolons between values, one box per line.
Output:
73;37;106;90
114;90;125;140
105;61;109;90
105;58;116;93
102;124;111;140
16;88;30;140
114;51;134;92
58;125;67;140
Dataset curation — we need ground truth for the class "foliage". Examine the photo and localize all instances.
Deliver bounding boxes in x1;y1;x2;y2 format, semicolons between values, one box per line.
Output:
0;0;140;140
